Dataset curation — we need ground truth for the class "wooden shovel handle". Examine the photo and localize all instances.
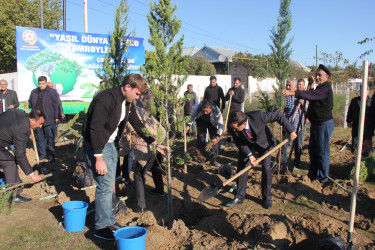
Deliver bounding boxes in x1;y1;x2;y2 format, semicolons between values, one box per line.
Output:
24;101;39;164
221;139;289;187
223;94;232;133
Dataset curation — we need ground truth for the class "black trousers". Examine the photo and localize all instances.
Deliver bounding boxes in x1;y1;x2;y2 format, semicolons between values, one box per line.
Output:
0;160;22;195
196;119;219;157
235;149;272;201
134;153;164;209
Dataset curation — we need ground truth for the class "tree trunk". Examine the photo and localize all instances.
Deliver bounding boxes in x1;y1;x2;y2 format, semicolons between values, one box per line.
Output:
165;85;174;228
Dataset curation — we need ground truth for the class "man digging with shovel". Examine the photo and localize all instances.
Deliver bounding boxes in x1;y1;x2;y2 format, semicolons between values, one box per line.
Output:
226;111;297;209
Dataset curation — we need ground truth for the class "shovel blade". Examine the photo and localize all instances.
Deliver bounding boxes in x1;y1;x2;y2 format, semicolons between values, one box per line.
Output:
198;183;220;202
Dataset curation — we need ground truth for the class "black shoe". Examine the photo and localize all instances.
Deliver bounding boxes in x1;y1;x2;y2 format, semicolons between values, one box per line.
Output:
124;178;133;185
94;227;115;240
225;198;243;207
39;167;51;175
9;195;32;203
148;188;165;197
263;198;272;209
108;222;123;232
48;156;55;163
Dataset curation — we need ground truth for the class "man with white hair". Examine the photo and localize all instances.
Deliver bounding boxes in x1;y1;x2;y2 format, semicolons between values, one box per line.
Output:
0;79;19;115
283;64;334;183
280;79;299;174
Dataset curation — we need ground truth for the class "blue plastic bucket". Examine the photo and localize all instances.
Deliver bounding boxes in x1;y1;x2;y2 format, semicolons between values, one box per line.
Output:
62;201;88;232
114;226;148;250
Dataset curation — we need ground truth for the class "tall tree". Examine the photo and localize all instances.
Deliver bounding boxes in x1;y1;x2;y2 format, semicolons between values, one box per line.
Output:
143;0;187;227
0;0;62;73
268;0;293;110
96;0;132;90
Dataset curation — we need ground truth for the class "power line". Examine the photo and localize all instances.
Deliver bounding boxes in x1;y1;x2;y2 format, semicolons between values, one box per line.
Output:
67;0;266;54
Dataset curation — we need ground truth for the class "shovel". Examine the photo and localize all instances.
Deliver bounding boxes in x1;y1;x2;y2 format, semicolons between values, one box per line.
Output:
198;138;289;202
24;101;39;165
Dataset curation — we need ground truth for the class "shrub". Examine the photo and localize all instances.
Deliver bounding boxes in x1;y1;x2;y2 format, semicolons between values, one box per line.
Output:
349;151;375;182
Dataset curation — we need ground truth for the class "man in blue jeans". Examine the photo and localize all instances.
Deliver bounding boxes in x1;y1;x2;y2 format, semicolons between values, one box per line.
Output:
283;64;334;182
82;74;167;240
29;76;60;165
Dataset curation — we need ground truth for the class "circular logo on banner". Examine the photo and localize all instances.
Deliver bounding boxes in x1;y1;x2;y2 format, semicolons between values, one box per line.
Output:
22;30;37;45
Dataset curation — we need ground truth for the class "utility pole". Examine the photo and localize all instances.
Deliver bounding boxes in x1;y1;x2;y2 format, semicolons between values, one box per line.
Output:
63;0;66;31
40;0;44;29
315;45;318;67
84;0;88;32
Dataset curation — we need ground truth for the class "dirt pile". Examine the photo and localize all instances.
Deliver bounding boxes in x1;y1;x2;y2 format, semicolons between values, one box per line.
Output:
0;135;374;249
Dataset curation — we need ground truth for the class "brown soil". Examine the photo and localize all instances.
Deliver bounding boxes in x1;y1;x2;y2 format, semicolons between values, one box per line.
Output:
0;130;374;249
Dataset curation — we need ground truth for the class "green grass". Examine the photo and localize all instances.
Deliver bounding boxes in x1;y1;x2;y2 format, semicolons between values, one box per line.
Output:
1;225;73;249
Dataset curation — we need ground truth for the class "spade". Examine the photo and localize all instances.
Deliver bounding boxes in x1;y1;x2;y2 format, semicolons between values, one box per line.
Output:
198;139;289;202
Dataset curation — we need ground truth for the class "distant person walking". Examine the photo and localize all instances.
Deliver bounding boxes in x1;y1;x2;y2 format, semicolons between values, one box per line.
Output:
204;76;225;113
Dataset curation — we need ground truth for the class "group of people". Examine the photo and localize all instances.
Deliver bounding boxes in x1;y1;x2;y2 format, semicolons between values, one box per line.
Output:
1;63;374;241
185;65;336;210
0;77;64;203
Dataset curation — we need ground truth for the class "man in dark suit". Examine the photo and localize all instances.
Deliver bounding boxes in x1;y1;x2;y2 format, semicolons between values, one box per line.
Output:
82;74;168;240
29;76;61;163
0;79;19;114
0;109;43;202
227;111;297;209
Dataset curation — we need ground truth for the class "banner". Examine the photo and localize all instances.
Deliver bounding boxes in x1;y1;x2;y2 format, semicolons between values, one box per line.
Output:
16;26;145;102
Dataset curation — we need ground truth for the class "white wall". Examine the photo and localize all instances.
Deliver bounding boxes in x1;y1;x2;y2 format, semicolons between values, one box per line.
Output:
178;74;232;100
248;76;278;94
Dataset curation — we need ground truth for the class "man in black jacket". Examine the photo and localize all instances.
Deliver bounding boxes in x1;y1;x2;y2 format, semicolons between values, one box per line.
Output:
225;77;245;113
0;79;19;114
29;76;61;163
0;109;43;202
204;76;225;112
82;74;167;240
227;111;297;209
283;64;334;183
347;85;371;152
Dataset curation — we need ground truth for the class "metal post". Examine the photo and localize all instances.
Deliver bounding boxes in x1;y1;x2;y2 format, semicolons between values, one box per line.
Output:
83;0;88;32
63;0;66;31
347;60;369;245
40;0;44;29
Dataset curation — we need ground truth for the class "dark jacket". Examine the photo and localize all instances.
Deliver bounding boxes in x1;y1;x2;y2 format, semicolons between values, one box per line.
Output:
204;84;225;111
295;81;333;124
364;93;375;140
229;111;295;156
347;96;372;129
0;109;33;175
225;86;245;112
0;89;19;113
183;90;198;116
28;86;60;126
82;86;154;155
